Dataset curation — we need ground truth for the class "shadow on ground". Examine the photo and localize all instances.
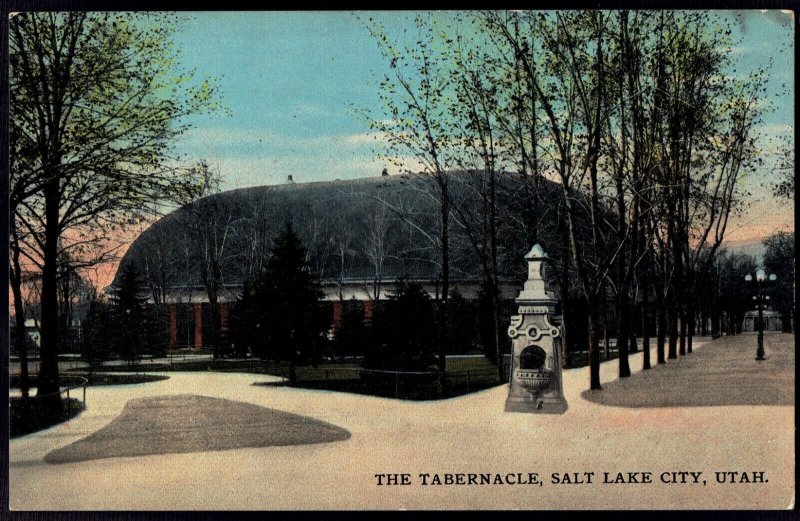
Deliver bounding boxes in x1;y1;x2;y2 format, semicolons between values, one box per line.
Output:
10;397;85;438
44;394;351;464
582;333;794;408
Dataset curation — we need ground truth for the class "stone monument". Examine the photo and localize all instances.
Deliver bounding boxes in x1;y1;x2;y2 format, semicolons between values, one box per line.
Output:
505;244;568;413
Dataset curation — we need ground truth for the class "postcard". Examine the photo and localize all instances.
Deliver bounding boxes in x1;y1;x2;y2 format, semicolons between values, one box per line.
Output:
7;9;795;510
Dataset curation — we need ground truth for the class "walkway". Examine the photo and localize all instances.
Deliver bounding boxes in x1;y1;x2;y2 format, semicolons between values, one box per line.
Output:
9;333;794;510
583;332;794;407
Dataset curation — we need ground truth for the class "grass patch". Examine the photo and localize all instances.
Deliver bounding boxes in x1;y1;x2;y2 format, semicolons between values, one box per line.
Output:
10;373;169;389
444;356;500;372
255;358;504;400
76;373;170;386
255;371;501;400
67;357;505;400
10;397;85;438
566;349;626;368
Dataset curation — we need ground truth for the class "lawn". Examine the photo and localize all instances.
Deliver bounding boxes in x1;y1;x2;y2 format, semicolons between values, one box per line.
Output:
10;373;169;389
52;355;506;400
254;356;503;400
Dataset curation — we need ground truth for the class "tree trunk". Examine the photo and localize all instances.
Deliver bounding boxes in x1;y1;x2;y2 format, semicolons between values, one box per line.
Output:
687;310;694;354
560;291;570;369
678;312;686;356
492;289;503;383
209;300;221;354
438;180;450;393
203;258;224;356
641;279;651;371
603;309;610;361
208;286;220;354
526;45;540;247
657;301;667;364
489;166;502;383
629;328;639;353
667;305;678;360
10;244;30;398
289;357;297;386
588;307;602;390
617;295;631;378
558;209;571;369
38;179;62;399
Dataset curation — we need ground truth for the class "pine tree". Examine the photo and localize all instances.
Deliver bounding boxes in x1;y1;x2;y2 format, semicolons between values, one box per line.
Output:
367;280;437;371
82;295;112;373
112;263;148;365
334;299;369;358
247;222;327;384
229;278;260;358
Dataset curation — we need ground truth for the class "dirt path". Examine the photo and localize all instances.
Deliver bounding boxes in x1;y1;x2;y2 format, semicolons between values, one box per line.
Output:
582;333;794;407
9;333;794;510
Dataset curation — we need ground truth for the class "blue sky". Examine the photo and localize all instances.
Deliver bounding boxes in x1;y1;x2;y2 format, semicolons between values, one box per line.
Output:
172;10;794;243
174;11;407;187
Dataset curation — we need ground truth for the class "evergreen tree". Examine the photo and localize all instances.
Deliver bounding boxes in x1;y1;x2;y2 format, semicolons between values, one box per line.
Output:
82;294;112;373
334;299;369;358
366;281;437;371
229;278;259;358
446;288;477;355
144;307;168;358
112;263;148;365
246;222;327;384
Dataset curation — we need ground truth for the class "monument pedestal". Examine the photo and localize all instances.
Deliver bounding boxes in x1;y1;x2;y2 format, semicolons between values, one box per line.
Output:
505;391;568;414
504;244;568;414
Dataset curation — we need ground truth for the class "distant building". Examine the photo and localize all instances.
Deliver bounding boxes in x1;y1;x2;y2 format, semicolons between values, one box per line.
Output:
742;308;783;332
112;172;589;350
9;318;41;358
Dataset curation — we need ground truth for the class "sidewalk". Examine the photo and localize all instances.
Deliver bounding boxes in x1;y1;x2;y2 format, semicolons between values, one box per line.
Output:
9;333;794;510
583;332;793;407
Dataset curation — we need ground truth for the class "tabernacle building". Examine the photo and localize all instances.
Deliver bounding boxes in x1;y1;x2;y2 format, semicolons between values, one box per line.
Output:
112;172;572;350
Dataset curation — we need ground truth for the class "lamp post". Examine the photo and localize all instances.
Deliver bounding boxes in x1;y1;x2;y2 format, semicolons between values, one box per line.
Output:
744;269;777;361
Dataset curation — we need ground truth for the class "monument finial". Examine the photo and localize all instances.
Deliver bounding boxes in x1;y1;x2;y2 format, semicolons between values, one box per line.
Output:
525;243;547;260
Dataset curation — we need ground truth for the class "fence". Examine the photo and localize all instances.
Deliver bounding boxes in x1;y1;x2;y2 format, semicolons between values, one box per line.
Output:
256;365;501;400
18;357;504;400
61;375;88;415
10;374;89;416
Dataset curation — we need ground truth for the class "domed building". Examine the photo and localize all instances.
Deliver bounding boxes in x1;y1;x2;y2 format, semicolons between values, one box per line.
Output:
114;172;581;350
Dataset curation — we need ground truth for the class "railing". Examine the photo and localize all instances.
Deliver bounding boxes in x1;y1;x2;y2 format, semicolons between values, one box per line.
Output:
10;374;89;417
255;365;501;400
62;375;89;416
37;357;503;400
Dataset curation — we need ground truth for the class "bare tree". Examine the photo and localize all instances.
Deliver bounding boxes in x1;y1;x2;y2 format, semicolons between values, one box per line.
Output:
177;163;237;355
361;203;395;301
507;11;614;390
9;12;219;396
362;14;460;388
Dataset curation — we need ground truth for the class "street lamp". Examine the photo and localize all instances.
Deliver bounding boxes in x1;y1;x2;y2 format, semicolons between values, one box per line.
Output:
744;269;777;361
